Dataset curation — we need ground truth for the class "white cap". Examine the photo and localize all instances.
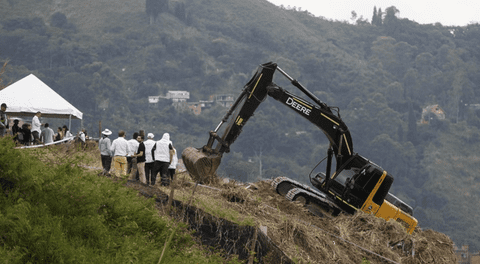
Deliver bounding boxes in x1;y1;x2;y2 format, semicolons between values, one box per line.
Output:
147;133;154;139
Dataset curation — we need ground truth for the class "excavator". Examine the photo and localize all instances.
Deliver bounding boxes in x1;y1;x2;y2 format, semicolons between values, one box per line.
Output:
182;62;418;234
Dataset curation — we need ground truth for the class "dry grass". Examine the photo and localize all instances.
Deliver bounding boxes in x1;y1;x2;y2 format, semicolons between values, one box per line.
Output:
24;141;101;169
35;144;458;264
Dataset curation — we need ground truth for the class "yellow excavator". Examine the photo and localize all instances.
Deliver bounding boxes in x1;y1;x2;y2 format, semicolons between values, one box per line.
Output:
182;62;418;234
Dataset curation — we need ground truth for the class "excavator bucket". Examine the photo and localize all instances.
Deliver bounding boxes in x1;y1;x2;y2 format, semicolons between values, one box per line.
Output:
182;147;222;184
181;63;277;184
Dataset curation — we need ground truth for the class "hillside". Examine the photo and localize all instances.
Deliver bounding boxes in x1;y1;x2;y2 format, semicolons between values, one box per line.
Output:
0;140;457;263
127;170;458;264
2;0;480;252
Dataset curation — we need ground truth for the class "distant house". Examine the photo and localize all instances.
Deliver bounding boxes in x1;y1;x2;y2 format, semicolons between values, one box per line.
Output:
148;96;160;104
187;94;234;115
187;99;215;115
466;104;480;111
455;244;480;264
165;91;189;102
421;104;445;124
149;91;190;103
148;91;234;115
213;94;235;108
149;91;190;108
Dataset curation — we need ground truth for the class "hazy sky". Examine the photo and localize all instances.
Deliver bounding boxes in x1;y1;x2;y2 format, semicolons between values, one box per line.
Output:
266;0;479;26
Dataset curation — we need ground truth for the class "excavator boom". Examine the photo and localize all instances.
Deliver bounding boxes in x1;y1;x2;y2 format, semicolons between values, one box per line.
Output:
182;62;352;182
181;62;418;233
182;62;276;182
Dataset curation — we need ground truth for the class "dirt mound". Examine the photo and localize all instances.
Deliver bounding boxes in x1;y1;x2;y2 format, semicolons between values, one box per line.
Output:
122;172;458;264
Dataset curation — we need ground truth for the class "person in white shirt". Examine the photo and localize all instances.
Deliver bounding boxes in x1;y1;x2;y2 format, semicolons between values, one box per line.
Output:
77;128;86;149
79;129;86;142
168;146;178;181
152;133;173;186
127;132;140;181
99;129;113;176
143;133;156;185
40;123;55;144
110;130;130;178
31;111;43;145
63;125;73;138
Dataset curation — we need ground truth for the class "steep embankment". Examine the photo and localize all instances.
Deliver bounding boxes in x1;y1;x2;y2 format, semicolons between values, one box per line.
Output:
124;168;458;263
1;138;458;263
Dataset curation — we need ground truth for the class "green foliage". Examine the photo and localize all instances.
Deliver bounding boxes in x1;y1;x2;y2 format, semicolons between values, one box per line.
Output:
50;12;68;28
362;257;371;264
0;139;225;263
146;0;168;22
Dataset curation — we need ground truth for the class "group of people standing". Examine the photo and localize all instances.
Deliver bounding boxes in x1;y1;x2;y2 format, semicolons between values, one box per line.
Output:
99;129;178;187
0;103;74;146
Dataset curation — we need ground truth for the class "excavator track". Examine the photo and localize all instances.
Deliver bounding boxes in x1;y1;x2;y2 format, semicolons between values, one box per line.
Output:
272;177;342;217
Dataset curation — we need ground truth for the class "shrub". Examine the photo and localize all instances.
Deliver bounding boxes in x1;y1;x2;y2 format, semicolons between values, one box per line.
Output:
0;138;225;263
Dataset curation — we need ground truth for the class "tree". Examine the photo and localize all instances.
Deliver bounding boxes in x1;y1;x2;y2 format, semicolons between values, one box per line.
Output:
377;8;383;25
406;101;418;145
50;12;68;28
385;81;404;103
222;152;255;182
146;0;168;24
350;11;357;23
384;6;400;36
174;2;187;22
403;68;418;100
372;6;382;26
369;133;416;178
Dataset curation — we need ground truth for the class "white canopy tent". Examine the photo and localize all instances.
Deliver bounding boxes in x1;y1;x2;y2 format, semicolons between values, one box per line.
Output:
0;74;83;129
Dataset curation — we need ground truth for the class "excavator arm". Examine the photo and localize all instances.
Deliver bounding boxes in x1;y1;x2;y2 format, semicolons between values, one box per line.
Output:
182;62;418;234
182;62;352;182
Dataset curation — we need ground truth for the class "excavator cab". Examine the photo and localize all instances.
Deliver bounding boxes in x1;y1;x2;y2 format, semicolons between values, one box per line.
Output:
311;154;393;214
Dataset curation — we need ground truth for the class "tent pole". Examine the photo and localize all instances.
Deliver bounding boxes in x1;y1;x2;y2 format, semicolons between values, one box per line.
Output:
69;115;72;131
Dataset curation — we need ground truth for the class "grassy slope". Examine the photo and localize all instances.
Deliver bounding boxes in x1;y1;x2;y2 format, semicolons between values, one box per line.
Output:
0;138;458;263
0;140;241;263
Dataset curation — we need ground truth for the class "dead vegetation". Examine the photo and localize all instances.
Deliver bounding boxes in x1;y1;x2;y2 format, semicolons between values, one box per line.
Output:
124;171;458;264
33;143;458;263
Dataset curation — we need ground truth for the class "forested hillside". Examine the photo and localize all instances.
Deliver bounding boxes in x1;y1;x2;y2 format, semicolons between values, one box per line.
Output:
1;0;480;250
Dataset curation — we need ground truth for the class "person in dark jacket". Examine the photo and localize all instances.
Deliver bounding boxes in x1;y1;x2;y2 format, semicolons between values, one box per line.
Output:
12;119;22;143
21;123;32;146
